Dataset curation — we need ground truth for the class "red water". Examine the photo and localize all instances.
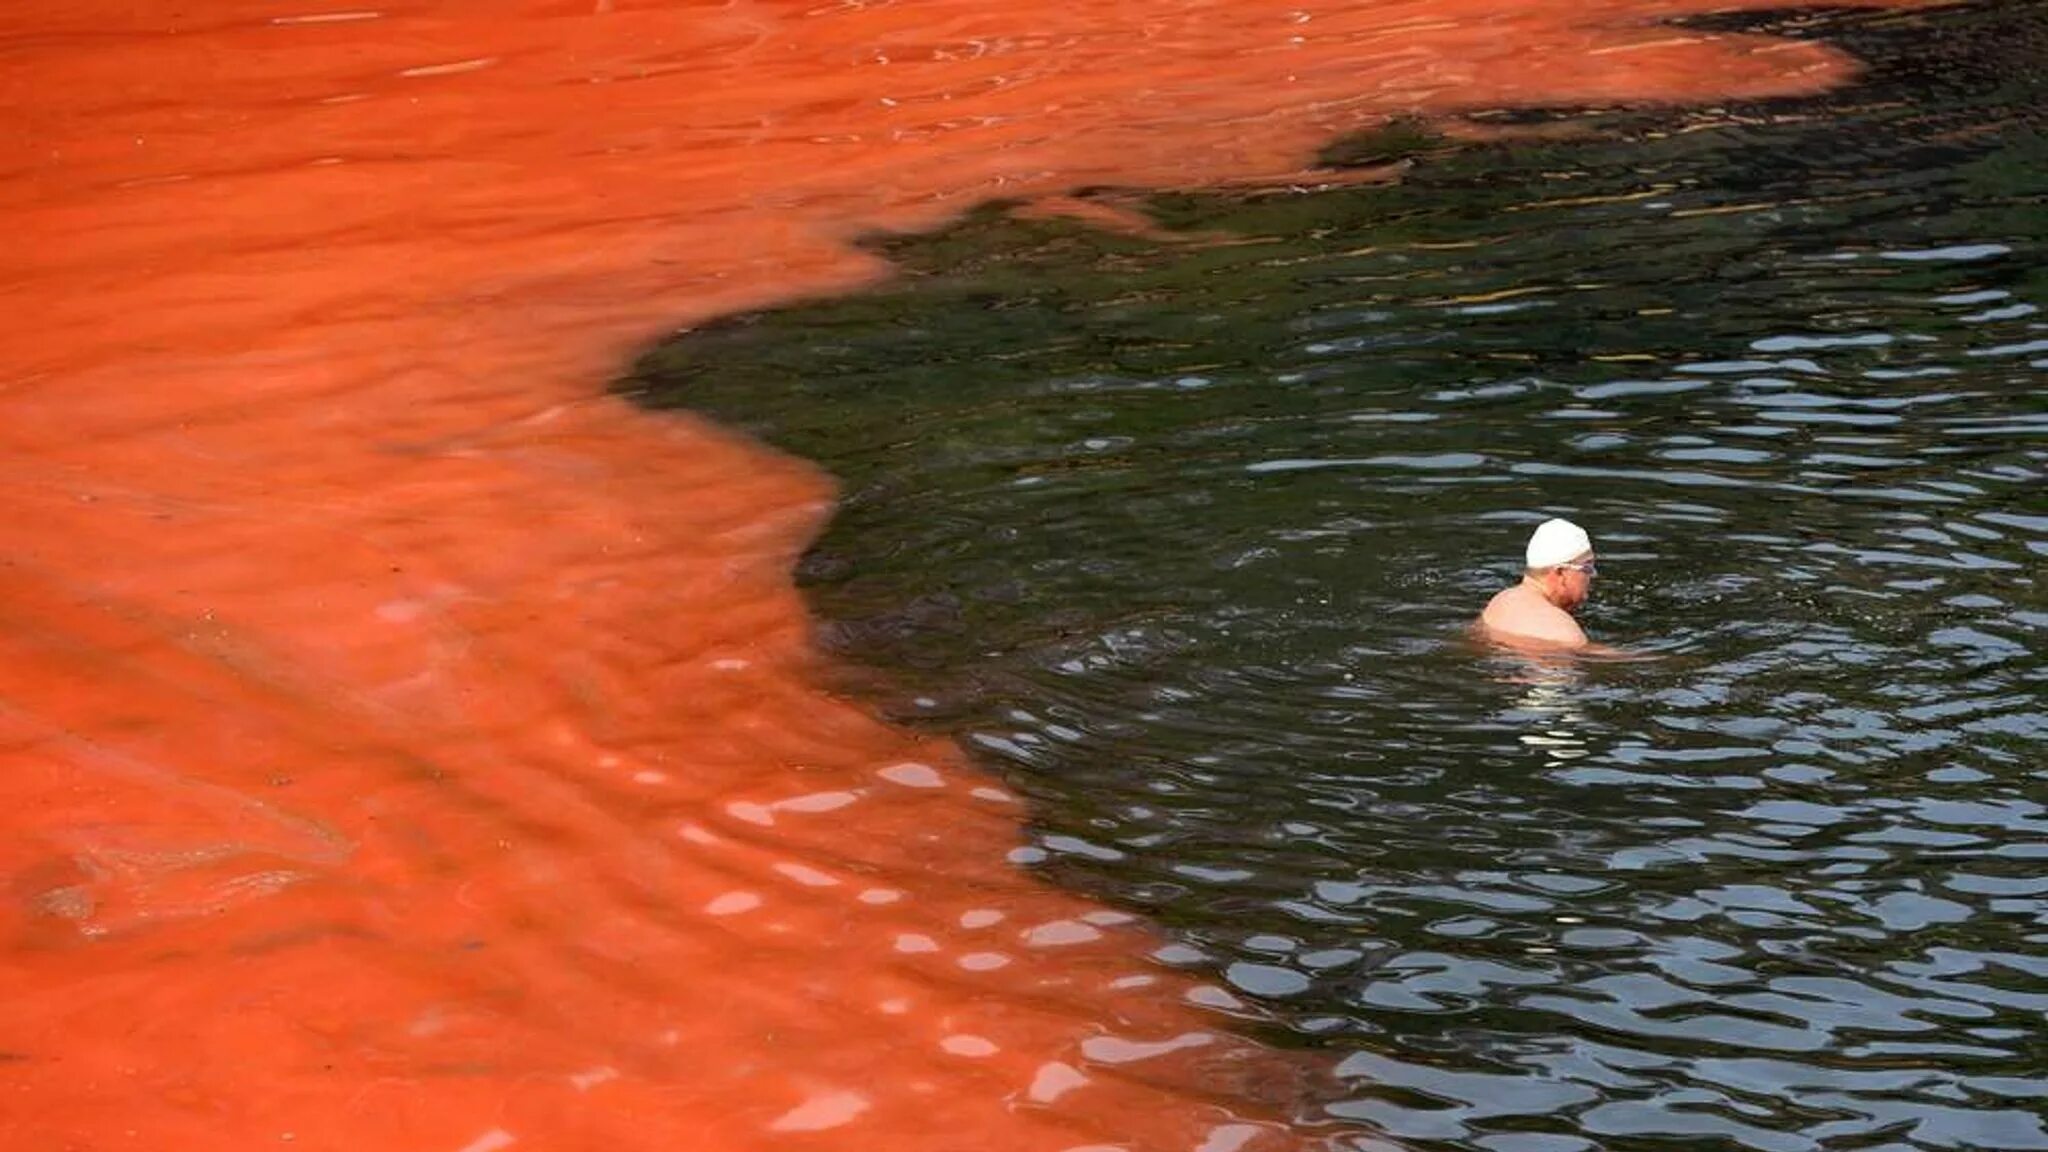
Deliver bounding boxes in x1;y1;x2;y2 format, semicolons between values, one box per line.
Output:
0;2;1925;1149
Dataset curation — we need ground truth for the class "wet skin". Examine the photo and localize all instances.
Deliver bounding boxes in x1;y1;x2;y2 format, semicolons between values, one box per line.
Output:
1479;553;1595;650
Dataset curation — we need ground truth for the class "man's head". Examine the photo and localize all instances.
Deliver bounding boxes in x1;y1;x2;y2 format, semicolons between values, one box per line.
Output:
1524;517;1595;610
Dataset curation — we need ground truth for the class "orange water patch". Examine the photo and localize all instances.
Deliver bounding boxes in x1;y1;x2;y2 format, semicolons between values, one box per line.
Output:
1;1;1929;1149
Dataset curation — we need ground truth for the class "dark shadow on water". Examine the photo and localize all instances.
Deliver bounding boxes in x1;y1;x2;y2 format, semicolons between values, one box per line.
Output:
624;4;2047;1149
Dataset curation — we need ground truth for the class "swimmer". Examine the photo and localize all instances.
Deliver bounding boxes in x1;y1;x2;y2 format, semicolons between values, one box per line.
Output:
1479;517;1599;651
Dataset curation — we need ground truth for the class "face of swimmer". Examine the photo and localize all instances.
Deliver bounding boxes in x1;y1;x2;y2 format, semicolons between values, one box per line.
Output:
1538;551;1596;611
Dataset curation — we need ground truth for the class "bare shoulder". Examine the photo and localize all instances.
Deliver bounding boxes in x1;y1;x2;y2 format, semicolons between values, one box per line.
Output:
1479;586;1588;649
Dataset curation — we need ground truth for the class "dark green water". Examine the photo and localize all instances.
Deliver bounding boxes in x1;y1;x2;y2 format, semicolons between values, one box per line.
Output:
628;5;2046;1149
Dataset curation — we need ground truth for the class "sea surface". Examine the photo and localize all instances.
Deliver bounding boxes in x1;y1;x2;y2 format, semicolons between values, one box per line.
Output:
630;5;2048;1149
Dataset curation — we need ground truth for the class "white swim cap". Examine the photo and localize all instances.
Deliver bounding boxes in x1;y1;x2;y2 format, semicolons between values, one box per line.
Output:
1525;518;1593;569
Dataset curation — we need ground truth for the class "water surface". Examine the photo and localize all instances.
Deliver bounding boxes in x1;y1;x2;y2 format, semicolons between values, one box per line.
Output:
631;6;2048;1148
12;0;1948;1147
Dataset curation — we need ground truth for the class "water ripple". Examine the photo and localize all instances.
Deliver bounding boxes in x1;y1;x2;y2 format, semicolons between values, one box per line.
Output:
630;5;2048;1149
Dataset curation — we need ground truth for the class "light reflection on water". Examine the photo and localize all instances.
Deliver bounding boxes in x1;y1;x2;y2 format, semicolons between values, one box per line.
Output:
631;5;2047;1148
